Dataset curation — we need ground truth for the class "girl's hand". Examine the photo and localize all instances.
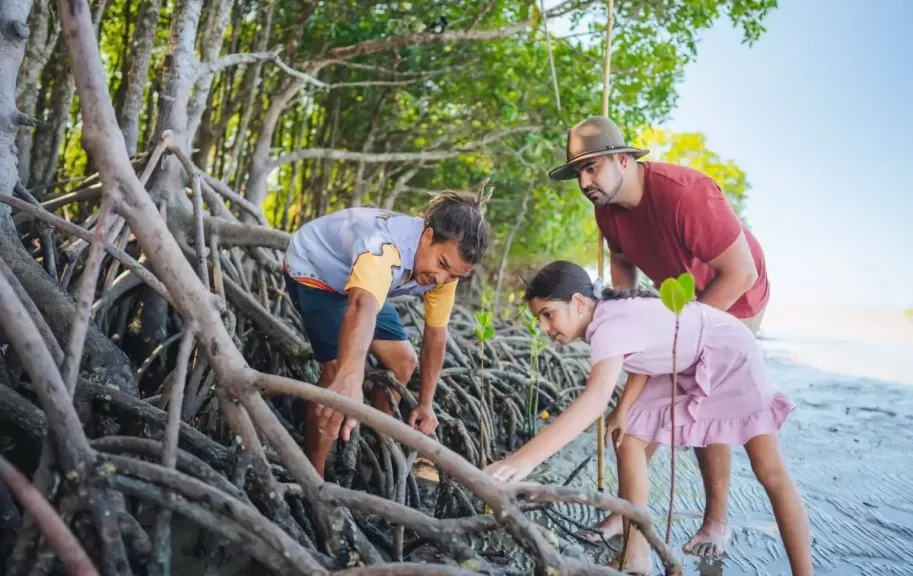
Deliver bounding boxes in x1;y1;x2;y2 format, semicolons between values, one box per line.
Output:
604;407;629;449
484;453;538;483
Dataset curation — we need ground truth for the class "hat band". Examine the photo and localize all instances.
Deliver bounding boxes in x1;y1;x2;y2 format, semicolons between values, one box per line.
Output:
567;144;634;164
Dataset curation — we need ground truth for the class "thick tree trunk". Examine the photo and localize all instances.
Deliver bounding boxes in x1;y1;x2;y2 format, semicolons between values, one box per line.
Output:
28;46;75;188
224;0;274;185
185;0;234;139
28;0;107;188
15;0;58;186
0;0;33;234
242;77;303;218
118;0;163;156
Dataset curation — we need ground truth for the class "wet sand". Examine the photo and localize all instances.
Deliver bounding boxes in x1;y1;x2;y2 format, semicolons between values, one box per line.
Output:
530;342;913;575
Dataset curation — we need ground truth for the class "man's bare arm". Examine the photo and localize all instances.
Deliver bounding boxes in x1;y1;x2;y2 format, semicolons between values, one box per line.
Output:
609;251;638;290
417;325;446;406
335;288;379;379
315;288;378;440
698;231;759;311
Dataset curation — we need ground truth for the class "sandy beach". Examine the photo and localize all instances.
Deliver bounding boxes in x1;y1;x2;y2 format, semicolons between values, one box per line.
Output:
529;322;913;575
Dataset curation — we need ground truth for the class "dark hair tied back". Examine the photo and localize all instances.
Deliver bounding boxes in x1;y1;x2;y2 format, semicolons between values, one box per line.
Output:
424;190;491;265
524;260;658;303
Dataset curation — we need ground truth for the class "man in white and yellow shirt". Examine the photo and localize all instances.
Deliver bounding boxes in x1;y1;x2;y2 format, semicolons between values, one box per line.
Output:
283;192;490;477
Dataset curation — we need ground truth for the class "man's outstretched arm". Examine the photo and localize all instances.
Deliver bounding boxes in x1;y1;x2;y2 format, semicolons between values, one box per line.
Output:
315;287;378;441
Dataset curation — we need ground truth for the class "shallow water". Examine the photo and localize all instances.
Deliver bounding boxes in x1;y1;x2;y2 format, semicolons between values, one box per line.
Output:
530;339;913;575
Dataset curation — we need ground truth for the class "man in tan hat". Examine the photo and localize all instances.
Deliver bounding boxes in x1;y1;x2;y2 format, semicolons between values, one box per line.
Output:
552;116;771;557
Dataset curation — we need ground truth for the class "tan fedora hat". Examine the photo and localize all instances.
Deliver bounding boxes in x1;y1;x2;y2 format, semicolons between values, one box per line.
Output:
548;116;649;181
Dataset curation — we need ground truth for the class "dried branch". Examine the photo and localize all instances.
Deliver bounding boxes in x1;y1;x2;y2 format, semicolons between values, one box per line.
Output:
190;171;210;289
0;194;172;305
222;275;311;359
268;125;541;170
150;331;195;576
62;197;113;393
0;256;64;363
0;455;98;576
0;256;94;476
39;184;103;212
203;215;291;250
195;49;279;80
90;436;246;502
201;173;268;225
333;566;480;576
273;57;327;88
78;381;235;472
210;234;225;303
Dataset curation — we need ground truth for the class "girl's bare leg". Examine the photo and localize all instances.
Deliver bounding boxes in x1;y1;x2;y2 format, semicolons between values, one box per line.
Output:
583;441;658;542
744;433;813;576
606;435;652;574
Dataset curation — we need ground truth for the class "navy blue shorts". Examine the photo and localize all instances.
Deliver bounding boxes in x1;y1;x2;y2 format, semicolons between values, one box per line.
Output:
284;273;407;363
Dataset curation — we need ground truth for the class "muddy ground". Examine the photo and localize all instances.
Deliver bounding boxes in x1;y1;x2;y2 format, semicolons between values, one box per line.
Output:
532;342;913;576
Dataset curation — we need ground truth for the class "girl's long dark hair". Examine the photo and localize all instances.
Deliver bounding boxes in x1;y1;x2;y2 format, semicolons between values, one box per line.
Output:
523;260;657;303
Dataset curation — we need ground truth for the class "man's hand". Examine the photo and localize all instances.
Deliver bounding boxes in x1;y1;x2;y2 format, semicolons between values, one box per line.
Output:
315;372;364;441
408;403;439;435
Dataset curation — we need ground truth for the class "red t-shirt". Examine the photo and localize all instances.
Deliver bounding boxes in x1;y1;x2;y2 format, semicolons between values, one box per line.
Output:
595;162;769;319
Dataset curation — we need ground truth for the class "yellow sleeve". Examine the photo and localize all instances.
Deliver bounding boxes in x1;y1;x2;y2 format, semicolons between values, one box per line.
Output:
423;280;458;328
344;244;401;309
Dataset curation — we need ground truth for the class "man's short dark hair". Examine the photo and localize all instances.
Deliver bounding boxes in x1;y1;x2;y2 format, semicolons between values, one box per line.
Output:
424;191;490;265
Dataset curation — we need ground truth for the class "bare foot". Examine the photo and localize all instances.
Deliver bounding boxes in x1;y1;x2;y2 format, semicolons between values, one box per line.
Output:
682;519;730;557
579;513;624;543
609;540;653;574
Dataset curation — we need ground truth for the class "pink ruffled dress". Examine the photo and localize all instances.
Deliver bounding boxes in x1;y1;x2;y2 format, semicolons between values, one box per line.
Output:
585;298;794;447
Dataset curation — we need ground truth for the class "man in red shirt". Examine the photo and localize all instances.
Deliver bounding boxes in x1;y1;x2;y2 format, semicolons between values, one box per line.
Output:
550;116;771;557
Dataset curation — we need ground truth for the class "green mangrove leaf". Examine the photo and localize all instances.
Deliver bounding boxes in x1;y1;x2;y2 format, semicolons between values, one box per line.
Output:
677;272;696;303
660;277;687;315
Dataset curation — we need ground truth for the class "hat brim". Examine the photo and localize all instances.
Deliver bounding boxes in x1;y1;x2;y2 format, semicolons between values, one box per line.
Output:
548;147;650;181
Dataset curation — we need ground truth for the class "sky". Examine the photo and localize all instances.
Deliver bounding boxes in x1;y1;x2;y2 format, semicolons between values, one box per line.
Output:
659;0;913;312
555;0;913;312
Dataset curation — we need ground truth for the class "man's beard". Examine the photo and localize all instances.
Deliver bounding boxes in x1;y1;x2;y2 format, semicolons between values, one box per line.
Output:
583;179;622;207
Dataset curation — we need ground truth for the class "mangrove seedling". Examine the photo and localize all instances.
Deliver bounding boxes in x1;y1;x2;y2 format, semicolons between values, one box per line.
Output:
521;307;549;436
658;272;696;544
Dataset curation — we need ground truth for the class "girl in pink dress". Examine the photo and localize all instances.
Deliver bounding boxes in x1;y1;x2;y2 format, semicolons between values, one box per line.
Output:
485;261;812;575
